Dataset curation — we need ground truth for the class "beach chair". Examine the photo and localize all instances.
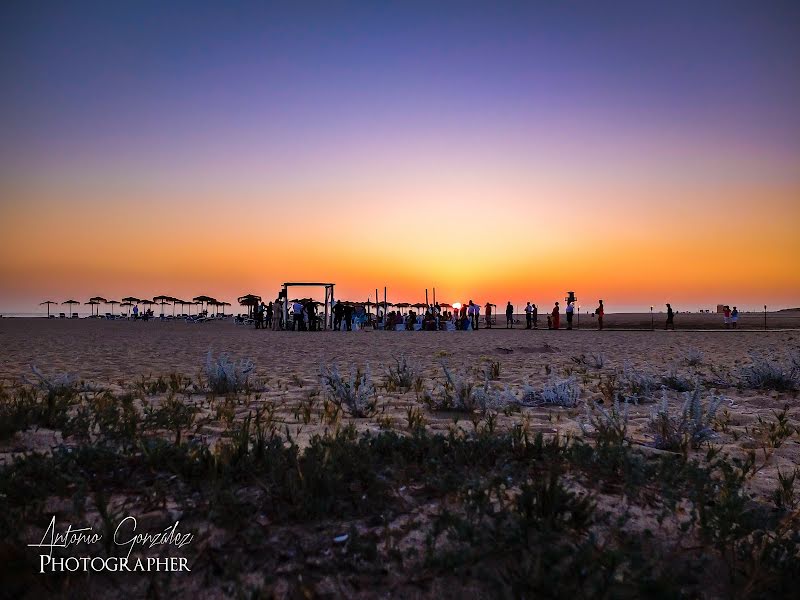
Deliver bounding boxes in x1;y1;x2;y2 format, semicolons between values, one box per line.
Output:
59;313;66;318
71;313;79;319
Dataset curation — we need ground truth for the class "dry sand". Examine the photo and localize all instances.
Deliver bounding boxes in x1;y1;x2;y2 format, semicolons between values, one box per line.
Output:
1;317;798;598
1;318;798;470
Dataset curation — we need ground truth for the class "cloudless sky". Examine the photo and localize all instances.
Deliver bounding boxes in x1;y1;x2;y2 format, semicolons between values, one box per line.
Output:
1;1;799;312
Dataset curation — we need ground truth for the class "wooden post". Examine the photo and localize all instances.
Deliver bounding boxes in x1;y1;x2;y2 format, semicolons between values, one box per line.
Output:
323;286;329;330
425;289;428;306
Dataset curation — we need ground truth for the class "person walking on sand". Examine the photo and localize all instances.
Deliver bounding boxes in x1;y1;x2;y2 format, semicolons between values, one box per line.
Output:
665;303;675;330
506;302;514;328
731;306;739;329
552;302;560;330
266;301;273;329
485;302;493;328
566;301;574;330
474;302;480;330
596;300;604;330
333;300;343;331
532;303;538;329
723;305;731;329
525;302;533;329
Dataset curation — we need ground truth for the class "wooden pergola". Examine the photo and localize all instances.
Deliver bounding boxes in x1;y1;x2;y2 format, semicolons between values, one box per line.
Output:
281;282;335;330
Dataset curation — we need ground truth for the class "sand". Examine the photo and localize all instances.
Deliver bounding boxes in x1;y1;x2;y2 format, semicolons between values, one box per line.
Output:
1;318;798;468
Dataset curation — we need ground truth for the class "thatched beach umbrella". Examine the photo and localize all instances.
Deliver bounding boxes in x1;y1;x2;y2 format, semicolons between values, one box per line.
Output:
217;301;231;315
40;300;57;317
119;301;132;316
85;300;101;316
193;295;217;314
62;299;80;317
106;300;120;316
153;295;174;316
238;294;262;318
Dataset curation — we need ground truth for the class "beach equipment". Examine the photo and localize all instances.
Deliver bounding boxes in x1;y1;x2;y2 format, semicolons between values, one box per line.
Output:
61;299;80;318
106;300;120;317
39;300;57;318
85;300;101;317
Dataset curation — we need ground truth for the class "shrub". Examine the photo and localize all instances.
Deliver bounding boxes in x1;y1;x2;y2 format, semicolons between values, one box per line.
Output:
571;353;605;369
739;354;798;391
521;377;580;408
319;363;377;417
581;397;630;447
685;348;704;366
423;363;487;413
384;355;422;391
661;367;694;392
648;387;724;452
204;351;255;394
620;363;660;401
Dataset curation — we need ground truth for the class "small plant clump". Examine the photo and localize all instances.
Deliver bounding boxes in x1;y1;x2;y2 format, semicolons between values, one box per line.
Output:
423;363;489;413
647;387;724;452
204;351;255;394
619;363;660;401
685;347;704;366
738;354;798;391
319;363;377;417
384;355;422;391
521;376;581;408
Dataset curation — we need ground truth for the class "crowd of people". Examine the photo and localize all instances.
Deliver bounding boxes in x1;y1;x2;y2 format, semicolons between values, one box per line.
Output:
242;296;743;332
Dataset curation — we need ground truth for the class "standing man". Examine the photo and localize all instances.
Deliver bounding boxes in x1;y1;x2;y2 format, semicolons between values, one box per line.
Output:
596;300;604;330
292;299;305;331
474;302;480;330
566;302;574;330
344;303;354;331
273;297;283;330
505;302;514;328
532;303;538;329
333;300;343;331
485;302;493;328
665;303;675;330
525;302;533;329
266;301;273;329
731;306;739;329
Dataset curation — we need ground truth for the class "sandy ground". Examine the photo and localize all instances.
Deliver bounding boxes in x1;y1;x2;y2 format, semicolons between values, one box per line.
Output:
1;317;798;598
1;317;798;480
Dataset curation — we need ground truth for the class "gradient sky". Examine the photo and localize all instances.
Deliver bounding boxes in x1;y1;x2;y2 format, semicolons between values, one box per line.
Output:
1;1;799;313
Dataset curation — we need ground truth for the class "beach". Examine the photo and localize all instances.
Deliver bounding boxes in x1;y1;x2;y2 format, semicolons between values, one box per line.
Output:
1;316;798;598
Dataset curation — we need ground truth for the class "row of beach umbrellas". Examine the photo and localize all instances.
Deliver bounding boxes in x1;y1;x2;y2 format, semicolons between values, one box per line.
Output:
39;296;235;317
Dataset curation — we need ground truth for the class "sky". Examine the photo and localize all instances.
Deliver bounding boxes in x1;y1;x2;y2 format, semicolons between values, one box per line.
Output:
1;1;799;313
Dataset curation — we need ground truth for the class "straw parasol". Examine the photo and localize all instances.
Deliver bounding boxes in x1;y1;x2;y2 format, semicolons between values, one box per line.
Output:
119;301;132;316
153;295;174;315
193;295;218;314
106;300;120;316
62;299;80;317
238;294;262;317
40;300;57;317
85;300;101;317
217;301;231;315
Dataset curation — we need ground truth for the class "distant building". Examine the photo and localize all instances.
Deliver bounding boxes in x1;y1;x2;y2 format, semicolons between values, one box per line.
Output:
716;304;725;313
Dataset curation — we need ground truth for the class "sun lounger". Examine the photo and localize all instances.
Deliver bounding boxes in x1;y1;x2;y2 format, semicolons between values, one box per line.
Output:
59;313;66;318
71;313;79;319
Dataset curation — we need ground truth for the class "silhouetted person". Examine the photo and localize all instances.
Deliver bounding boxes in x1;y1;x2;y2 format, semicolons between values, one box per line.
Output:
731;306;739;329
333;300;344;331
344;303;354;331
566;301;574;330
266;301;273;329
292;300;305;331
506;302;514;328
525;302;533;329
665;303;675;330
596;300;604;330
484;302;492;328
532;303;538;329
552;302;560;329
